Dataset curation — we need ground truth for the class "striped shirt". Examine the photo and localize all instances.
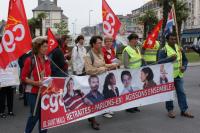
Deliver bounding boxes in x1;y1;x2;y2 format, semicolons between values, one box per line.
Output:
63;90;85;111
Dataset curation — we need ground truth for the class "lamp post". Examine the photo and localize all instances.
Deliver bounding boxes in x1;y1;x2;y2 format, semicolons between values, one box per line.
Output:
72;22;75;36
72;19;77;37
89;10;93;26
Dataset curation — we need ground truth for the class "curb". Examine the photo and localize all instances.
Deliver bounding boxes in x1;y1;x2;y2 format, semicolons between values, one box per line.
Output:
188;62;200;67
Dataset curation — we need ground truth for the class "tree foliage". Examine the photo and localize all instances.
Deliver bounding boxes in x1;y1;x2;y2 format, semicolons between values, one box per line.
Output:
139;10;158;39
154;0;189;44
28;12;47;37
54;20;69;36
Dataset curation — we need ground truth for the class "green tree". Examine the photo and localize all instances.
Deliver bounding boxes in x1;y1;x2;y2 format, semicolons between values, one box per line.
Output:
139;10;158;39
155;0;189;44
28;12;47;37
54;20;69;36
174;0;189;39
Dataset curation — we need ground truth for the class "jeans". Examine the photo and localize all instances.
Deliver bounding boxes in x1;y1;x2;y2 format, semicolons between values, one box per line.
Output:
166;77;188;112
25;93;47;133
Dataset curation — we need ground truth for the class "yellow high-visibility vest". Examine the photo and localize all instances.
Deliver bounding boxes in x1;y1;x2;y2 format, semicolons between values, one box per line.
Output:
123;45;142;69
143;41;160;62
164;43;183;78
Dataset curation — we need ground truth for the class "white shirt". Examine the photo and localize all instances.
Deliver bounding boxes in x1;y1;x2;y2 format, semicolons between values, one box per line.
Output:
121;86;140;95
72;43;87;75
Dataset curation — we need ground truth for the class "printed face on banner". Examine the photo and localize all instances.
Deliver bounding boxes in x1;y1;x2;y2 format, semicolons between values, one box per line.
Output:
41;63;174;130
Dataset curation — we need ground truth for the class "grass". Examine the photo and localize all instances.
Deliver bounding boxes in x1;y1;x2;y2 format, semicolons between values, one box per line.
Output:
117;52;200;63
186;52;200;63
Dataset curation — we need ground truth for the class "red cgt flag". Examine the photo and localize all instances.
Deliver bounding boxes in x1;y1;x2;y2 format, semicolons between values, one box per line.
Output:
102;0;121;39
143;19;163;49
47;28;58;55
0;0;32;69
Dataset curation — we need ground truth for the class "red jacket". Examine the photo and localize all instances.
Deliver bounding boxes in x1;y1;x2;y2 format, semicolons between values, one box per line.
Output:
102;46;116;64
21;56;51;94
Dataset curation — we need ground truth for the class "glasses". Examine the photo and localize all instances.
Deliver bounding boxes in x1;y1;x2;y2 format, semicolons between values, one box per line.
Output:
105;40;113;43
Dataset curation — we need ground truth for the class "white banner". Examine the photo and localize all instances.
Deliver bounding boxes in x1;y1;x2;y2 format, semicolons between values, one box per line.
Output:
41;63;175;129
0;67;20;87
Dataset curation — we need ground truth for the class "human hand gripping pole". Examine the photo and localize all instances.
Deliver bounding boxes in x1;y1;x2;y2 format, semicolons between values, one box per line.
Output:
147;55;177;66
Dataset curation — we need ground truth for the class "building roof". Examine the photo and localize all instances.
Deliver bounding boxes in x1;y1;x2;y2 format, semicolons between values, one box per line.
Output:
62;14;68;19
33;0;62;12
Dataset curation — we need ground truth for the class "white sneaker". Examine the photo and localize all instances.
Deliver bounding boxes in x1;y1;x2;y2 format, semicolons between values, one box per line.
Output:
109;111;114;115
103;113;113;118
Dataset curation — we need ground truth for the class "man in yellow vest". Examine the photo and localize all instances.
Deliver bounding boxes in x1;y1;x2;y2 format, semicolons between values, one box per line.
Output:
142;32;160;65
158;33;194;119
122;33;145;113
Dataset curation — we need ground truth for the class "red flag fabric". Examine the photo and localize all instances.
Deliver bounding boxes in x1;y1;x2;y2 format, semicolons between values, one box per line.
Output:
0;0;32;69
47;28;58;55
102;0;121;39
143;19;163;49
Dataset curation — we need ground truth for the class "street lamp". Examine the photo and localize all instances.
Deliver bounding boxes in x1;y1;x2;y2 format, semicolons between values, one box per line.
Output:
72;22;75;36
89;10;93;26
72;19;77;36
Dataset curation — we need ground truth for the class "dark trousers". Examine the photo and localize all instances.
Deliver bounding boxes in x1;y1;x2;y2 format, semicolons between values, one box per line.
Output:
0;86;14;113
25;93;47;133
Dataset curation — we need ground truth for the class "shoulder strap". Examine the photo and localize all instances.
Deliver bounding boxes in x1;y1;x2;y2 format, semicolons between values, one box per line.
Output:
76;45;79;52
28;56;35;78
88;50;94;65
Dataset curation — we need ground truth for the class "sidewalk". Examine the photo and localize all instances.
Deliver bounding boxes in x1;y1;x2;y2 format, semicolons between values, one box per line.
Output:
188;62;200;67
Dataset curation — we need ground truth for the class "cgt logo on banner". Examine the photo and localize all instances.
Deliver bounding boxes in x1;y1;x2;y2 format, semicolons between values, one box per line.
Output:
41;63;175;130
102;0;121;39
0;0;32;69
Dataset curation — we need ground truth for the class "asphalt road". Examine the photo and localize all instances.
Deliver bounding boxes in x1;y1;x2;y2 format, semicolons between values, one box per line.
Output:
0;66;200;133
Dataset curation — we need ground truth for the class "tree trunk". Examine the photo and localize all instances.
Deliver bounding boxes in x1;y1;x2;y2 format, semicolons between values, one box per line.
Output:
143;22;147;39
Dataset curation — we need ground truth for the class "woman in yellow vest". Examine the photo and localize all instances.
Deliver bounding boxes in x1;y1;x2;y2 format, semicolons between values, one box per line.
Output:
142;40;160;65
122;33;145;113
158;33;194;119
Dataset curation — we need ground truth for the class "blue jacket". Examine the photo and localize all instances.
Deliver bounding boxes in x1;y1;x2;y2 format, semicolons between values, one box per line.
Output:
157;45;188;72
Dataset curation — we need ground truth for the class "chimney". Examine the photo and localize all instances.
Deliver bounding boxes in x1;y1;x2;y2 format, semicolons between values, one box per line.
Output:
54;0;57;6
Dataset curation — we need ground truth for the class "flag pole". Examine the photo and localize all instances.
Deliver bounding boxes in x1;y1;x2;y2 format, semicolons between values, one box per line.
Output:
172;4;180;45
33;55;42;116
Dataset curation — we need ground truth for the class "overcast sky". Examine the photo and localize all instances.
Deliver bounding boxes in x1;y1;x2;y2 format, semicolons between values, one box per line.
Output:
0;0;149;34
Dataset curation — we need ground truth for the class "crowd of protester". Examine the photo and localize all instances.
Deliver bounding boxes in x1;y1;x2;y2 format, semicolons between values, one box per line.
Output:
0;33;194;132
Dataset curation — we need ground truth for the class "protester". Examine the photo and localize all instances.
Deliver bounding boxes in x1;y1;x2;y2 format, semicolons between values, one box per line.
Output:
83;35;119;130
18;51;32;106
21;37;51;133
63;78;85;111
158;33;194;119
0;86;15;118
142;31;160;65
140;67;157;89
101;36;120;118
123;33;145;69
72;35;87;75
122;33;145;113
102;36;118;64
49;38;68;77
0;36;16;118
61;35;71;71
103;73;119;117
